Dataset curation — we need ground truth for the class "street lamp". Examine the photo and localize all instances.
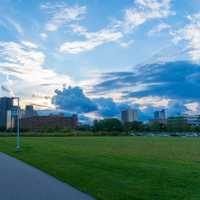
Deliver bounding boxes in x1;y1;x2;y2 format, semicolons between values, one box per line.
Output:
12;97;20;151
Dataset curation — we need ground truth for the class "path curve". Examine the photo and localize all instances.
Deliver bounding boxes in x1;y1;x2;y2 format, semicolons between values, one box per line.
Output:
0;152;95;200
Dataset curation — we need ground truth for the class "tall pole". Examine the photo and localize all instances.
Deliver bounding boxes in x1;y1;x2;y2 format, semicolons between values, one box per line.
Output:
16;97;20;151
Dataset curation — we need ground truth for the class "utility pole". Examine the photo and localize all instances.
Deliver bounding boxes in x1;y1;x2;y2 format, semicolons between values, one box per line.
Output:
16;97;20;151
12;97;20;151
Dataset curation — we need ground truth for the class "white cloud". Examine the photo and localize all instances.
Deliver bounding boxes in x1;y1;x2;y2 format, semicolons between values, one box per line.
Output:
118;40;134;48
6;17;24;35
129;96;171;108
58;0;175;54
123;0;175;32
0;17;24;35
41;3;86;32
40;33;48;39
172;13;200;63
185;102;200;114
0;41;72;107
60;27;123;54
21;41;38;49
148;23;171;36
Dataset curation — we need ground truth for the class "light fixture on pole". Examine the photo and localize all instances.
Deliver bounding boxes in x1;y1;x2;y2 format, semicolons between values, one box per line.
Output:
12;97;20;151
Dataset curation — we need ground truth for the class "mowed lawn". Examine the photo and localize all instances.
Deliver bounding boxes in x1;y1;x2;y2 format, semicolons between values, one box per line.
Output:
1;136;200;200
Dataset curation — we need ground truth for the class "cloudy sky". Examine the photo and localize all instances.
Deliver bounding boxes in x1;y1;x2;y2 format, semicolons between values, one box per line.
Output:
0;0;200;120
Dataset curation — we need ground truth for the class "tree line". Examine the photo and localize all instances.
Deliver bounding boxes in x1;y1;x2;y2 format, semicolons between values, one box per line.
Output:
77;118;200;133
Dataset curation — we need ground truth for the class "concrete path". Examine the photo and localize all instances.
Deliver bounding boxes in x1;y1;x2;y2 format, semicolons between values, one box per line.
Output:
0;153;95;200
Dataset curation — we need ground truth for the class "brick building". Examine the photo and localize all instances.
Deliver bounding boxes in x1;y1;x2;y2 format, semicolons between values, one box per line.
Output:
20;114;78;131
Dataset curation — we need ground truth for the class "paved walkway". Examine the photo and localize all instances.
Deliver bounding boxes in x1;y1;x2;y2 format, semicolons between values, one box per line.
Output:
0;153;95;200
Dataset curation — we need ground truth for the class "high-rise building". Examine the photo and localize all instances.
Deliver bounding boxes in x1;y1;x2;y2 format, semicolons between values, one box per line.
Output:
154;109;166;123
121;109;138;123
6;110;15;129
0;97;14;129
25;105;37;118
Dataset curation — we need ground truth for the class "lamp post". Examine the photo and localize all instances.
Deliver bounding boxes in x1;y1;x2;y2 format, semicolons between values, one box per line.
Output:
12;97;20;151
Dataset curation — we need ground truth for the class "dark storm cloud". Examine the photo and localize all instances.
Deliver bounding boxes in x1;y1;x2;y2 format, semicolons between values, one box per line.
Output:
52;86;97;113
93;61;200;101
52;61;200;121
93;98;129;118
52;86;129;118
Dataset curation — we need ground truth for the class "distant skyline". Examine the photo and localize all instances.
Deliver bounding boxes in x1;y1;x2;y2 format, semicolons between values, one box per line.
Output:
0;0;200;119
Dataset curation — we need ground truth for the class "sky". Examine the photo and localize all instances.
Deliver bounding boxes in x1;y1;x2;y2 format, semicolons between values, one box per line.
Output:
0;0;200;120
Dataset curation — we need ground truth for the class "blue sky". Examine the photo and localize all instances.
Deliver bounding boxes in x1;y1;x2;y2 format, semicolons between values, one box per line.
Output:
1;0;200;119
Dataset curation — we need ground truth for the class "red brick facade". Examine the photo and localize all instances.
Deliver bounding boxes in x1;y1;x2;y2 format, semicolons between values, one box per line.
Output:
20;115;78;131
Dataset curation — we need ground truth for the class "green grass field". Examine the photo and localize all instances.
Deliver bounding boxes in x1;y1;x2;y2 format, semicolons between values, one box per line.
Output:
1;136;200;200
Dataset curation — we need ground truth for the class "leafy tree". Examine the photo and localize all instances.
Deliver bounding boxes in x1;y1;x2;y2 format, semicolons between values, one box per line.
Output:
93;118;123;132
123;121;144;132
148;121;167;132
